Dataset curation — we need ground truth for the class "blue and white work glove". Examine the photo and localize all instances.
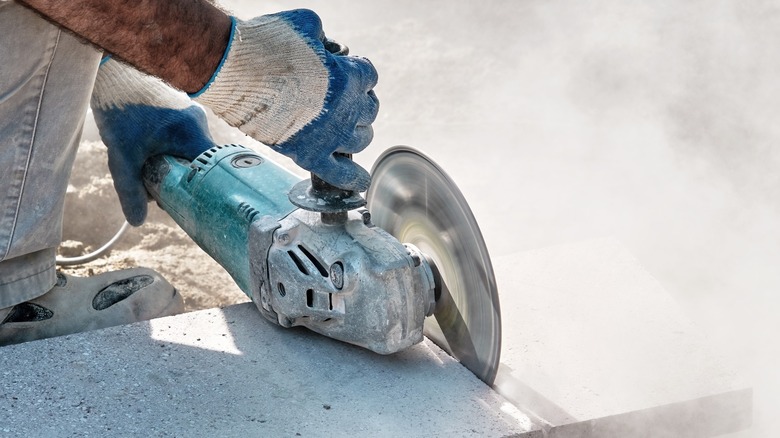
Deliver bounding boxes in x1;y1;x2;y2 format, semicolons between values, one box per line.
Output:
90;58;216;226
192;9;379;192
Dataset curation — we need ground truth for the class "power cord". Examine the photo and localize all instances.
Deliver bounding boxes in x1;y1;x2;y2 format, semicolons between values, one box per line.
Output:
55;220;130;266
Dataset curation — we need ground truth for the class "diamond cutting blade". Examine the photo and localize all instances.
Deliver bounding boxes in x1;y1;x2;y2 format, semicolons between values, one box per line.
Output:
366;146;502;385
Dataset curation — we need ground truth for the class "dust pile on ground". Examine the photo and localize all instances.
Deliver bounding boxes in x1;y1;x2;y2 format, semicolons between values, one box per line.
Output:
59;140;250;312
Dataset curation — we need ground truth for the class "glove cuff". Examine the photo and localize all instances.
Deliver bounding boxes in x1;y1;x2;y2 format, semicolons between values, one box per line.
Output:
91;59;194;113
192;14;330;145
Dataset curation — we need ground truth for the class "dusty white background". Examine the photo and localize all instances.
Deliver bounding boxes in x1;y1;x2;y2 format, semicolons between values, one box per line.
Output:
62;1;778;435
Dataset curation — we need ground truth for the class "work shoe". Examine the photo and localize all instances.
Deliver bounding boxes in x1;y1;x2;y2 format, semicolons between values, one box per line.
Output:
0;268;184;346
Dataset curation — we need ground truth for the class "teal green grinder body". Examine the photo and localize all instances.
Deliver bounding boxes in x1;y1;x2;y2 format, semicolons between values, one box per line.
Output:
142;144;300;296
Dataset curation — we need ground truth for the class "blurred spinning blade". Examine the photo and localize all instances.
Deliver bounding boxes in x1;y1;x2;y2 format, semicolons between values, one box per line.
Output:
367;146;502;385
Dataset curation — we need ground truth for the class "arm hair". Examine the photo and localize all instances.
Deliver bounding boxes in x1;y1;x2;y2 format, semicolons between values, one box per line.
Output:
17;0;232;93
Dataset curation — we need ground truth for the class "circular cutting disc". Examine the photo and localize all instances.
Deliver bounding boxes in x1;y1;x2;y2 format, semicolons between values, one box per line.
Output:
367;146;501;385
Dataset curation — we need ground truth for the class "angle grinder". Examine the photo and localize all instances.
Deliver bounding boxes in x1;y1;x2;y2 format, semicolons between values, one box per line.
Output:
143;145;501;385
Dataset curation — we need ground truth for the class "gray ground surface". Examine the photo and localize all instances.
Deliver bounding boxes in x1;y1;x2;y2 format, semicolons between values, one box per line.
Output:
6;240;749;438
0;304;537;438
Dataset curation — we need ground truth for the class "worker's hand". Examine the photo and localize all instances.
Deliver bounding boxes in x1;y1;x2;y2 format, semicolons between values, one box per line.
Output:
91;58;216;226
192;9;379;192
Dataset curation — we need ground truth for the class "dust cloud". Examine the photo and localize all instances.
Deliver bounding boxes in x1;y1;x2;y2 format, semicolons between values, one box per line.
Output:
282;1;776;434
66;1;778;435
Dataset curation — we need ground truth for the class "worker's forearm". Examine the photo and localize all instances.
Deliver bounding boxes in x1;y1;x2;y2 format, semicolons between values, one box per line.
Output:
17;0;232;93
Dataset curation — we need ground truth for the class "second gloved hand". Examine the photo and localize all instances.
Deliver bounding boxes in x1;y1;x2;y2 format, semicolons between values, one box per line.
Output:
91;58;216;226
192;9;379;192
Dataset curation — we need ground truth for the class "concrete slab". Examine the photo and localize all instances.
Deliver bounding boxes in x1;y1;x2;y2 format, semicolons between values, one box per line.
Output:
493;238;751;437
0;303;538;437
0;238;751;437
